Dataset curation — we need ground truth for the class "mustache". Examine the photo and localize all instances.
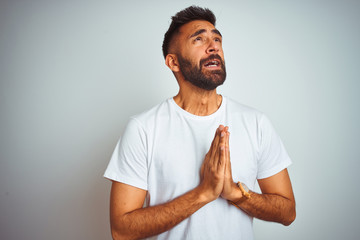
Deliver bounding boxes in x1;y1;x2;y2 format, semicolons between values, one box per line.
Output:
200;54;224;66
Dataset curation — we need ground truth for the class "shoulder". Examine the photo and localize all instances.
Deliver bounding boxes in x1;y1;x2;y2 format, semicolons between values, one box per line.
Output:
128;98;173;131
224;96;264;119
223;97;276;136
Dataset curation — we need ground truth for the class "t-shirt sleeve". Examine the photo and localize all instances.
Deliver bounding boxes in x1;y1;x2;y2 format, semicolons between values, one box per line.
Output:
257;114;292;179
104;118;148;190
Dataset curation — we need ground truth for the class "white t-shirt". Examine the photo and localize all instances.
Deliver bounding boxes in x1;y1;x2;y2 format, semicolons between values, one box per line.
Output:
104;96;292;240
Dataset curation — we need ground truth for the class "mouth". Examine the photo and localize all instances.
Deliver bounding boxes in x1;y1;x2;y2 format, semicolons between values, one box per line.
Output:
204;59;220;68
201;55;223;70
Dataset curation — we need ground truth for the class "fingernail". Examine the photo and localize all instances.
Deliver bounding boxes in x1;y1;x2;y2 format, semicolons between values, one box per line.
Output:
221;132;225;137
219;125;224;130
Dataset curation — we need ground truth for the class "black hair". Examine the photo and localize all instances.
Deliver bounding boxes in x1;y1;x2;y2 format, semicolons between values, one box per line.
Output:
162;6;216;59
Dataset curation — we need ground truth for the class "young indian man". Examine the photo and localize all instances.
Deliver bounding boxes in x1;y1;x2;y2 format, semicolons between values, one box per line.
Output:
104;6;296;240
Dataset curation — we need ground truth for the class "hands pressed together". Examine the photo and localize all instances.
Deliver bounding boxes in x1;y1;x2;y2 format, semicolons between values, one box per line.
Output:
199;125;241;203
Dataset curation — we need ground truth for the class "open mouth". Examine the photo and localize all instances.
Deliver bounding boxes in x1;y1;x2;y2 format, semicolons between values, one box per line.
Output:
204;59;220;68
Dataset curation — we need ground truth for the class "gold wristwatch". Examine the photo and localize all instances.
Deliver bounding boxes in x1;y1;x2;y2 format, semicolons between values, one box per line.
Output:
237;181;251;199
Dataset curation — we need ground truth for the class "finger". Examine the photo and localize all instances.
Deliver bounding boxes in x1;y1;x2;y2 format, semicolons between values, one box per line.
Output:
227;131;230;158
209;128;225;170
208;125;226;168
209;126;223;163
218;137;226;171
225;131;231;170
219;128;226;150
226;132;233;180
213;125;224;150
205;131;218;169
226;130;230;153
215;129;227;168
209;126;221;153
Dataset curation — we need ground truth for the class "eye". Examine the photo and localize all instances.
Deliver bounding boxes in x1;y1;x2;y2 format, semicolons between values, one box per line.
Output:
214;37;222;42
195;36;202;41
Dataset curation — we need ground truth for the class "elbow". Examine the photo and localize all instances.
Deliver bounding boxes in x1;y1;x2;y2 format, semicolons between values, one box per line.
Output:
111;227;132;240
111;216;135;240
282;207;296;226
282;215;295;226
111;229;122;240
111;231;119;240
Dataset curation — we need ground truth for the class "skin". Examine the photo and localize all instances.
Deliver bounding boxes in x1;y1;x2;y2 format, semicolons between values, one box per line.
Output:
166;20;225;116
110;20;296;240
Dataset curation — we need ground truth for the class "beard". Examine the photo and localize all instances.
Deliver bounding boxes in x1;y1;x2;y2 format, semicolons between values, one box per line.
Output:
177;54;226;91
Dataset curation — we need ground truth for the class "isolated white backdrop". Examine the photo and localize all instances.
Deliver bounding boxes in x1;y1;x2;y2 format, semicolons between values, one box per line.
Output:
1;0;359;239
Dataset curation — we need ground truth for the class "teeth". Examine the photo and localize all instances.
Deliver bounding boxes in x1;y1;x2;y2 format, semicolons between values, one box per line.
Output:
205;60;219;67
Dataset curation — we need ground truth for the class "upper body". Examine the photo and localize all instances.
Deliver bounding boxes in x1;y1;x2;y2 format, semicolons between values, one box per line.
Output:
105;6;296;240
105;96;292;239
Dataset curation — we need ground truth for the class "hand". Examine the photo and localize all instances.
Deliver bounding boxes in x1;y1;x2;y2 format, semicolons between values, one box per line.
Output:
199;125;227;202
220;128;238;201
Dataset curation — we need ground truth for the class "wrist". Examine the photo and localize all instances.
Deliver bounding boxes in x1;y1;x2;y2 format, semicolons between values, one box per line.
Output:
228;181;252;206
195;184;217;204
237;181;251;199
226;182;243;202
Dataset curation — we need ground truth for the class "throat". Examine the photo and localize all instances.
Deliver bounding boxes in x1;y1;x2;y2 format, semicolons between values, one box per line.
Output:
173;93;222;116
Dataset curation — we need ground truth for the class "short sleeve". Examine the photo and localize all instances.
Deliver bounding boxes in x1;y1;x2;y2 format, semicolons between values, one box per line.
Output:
257;114;292;179
104;118;148;190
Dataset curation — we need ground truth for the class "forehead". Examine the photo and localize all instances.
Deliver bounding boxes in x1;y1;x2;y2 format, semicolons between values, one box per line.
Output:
178;20;217;38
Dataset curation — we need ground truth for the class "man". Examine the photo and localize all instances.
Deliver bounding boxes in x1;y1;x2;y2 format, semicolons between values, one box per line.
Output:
104;6;295;240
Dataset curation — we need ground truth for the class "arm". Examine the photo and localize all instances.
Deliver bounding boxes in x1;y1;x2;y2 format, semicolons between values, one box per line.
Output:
230;169;296;226
221;129;296;226
110;126;227;240
110;182;209;240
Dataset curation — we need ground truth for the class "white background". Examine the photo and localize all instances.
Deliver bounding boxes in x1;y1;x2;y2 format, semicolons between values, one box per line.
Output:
1;0;359;239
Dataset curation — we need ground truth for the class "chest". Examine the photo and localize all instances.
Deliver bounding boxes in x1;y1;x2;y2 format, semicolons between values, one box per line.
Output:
145;118;259;204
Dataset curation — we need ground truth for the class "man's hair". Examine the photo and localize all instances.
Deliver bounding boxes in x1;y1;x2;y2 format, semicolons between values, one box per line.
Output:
162;6;216;59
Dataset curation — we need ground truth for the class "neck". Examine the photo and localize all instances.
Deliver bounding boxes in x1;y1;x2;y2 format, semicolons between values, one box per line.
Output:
173;85;222;116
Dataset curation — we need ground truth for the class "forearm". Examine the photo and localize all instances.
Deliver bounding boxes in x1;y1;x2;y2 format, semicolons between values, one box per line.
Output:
111;187;209;240
110;125;235;239
233;191;296;226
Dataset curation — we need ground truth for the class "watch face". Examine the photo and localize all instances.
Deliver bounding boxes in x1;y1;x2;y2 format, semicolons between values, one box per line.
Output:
241;183;249;192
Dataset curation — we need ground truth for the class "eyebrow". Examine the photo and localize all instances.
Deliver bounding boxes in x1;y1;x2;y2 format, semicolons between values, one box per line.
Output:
212;29;222;37
189;28;222;38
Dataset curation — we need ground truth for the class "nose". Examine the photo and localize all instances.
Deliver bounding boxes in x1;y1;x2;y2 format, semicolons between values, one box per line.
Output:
206;40;220;54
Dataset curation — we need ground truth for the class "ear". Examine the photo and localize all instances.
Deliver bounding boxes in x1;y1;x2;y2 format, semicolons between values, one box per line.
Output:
165;54;180;72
